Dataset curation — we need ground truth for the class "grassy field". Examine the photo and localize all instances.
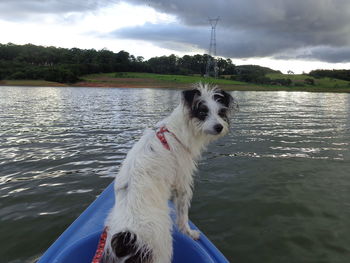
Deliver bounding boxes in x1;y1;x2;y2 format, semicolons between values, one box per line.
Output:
1;72;350;92
81;72;307;91
81;72;247;85
79;72;350;92
266;73;350;91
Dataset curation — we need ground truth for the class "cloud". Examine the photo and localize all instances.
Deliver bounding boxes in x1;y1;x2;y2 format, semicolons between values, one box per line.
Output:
114;0;350;63
276;46;350;63
107;23;206;51
0;0;116;21
108;22;301;58
2;0;350;63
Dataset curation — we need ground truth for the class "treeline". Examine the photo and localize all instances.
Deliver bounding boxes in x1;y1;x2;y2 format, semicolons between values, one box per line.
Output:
0;43;141;83
0;43;281;83
309;69;350;81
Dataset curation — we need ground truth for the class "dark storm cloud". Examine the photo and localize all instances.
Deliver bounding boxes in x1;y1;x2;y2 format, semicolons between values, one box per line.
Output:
0;0;115;20
118;0;350;62
109;22;301;58
308;47;350;63
2;0;350;62
109;23;207;51
277;46;350;63
112;23;206;44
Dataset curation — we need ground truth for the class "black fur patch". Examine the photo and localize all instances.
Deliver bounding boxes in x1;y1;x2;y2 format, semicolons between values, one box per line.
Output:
191;101;208;121
182;88;201;108
111;232;137;258
111;232;152;263
214;90;233;108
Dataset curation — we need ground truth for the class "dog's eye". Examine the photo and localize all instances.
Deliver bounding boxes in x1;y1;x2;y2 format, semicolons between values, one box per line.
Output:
195;103;208;120
199;111;207;117
218;108;227;117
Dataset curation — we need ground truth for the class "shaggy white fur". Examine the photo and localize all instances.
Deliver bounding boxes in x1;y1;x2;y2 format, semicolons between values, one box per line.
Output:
103;83;235;263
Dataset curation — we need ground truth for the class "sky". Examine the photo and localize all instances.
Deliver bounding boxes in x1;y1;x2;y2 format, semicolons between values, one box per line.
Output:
1;0;350;73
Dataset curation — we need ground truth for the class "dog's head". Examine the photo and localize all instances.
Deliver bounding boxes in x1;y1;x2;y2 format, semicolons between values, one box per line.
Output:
182;83;237;137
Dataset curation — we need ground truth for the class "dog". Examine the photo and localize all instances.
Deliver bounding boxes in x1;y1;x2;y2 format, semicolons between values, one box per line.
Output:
102;83;236;263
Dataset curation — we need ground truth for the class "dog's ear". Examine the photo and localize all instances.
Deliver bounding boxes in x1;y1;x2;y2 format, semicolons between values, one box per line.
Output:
182;88;201;107
214;90;233;108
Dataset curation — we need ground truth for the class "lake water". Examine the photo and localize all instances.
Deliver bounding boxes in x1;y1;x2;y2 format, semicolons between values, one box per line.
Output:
0;86;350;263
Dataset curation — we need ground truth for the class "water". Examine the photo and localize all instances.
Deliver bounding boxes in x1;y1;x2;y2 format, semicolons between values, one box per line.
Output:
0;86;350;263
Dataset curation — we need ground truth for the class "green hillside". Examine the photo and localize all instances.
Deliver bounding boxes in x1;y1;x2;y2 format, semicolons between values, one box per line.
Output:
266;73;350;91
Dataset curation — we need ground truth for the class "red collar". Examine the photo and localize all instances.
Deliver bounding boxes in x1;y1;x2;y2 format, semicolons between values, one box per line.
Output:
156;126;171;150
156;126;190;153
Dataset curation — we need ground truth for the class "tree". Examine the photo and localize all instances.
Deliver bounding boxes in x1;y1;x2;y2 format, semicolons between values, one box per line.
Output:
0;43;284;84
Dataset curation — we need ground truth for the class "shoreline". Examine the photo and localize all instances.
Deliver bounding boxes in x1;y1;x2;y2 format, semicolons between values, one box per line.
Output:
1;78;350;93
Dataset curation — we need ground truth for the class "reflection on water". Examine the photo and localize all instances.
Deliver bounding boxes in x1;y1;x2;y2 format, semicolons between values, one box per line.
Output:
0;87;350;263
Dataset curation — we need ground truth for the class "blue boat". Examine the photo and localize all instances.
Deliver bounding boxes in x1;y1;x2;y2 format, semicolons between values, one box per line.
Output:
38;182;229;263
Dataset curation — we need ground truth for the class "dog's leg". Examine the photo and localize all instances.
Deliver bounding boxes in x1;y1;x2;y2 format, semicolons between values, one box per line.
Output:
174;180;200;240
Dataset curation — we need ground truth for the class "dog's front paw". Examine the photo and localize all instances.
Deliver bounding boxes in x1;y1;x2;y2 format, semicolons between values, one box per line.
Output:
187;229;200;240
180;227;200;240
178;221;201;240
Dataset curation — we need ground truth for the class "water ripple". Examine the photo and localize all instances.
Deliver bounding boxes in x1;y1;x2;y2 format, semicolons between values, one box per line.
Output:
1;88;350;263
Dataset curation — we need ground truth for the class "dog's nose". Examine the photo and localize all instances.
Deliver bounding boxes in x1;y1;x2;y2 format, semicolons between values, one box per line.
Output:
214;124;223;133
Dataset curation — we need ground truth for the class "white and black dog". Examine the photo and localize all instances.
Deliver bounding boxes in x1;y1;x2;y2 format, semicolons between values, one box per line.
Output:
102;83;236;263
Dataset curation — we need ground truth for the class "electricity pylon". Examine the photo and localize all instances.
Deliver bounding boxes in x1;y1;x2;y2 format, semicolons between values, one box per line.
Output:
205;17;219;78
